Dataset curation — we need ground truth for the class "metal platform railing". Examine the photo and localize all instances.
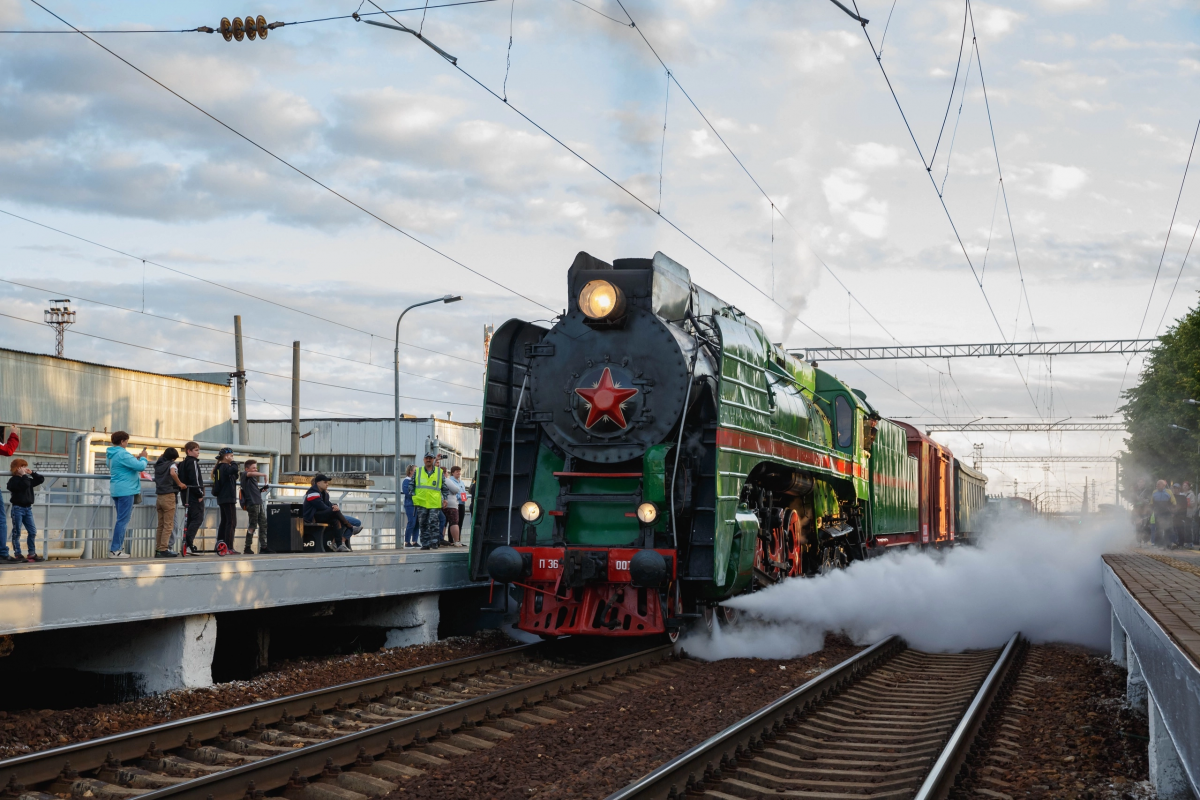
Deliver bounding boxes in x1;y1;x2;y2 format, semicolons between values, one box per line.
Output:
8;475;470;560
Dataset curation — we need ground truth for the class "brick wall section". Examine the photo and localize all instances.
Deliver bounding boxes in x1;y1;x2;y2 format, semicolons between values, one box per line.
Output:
1104;553;1200;669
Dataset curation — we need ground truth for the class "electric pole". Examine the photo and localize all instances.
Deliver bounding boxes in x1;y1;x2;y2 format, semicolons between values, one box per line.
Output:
234;316;248;446
291;342;300;475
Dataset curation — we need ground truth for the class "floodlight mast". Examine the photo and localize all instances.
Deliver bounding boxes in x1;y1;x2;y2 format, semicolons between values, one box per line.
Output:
44;299;75;357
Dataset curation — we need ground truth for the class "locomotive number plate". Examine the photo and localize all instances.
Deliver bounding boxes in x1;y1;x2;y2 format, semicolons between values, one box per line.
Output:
529;547;566;581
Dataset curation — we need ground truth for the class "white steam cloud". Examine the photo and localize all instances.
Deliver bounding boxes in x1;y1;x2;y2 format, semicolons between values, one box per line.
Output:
683;516;1134;660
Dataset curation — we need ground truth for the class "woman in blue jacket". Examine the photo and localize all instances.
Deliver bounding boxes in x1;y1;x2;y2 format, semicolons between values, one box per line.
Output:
106;431;148;559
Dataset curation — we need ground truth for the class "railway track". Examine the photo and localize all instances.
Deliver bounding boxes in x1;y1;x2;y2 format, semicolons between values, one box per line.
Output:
0;641;684;800
608;633;1027;800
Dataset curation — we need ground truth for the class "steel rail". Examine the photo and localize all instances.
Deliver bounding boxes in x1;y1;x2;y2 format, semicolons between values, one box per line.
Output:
0;642;539;787
131;644;675;800
913;632;1024;800
602;635;903;800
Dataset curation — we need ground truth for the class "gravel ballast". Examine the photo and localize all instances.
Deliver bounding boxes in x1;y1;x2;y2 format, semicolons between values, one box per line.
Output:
389;634;864;800
0;630;516;759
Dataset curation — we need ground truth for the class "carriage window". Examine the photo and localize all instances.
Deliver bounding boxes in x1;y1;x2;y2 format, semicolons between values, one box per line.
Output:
835;395;853;448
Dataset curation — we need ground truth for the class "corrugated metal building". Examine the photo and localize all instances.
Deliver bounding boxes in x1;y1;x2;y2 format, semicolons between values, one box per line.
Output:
244;417;481;491
0;347;233;468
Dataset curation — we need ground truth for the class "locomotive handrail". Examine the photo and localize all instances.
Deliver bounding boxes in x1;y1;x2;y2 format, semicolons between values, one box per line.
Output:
553;472;643;478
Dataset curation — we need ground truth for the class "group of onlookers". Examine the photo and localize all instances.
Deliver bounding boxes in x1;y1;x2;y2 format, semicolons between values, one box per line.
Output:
400;450;472;550
1135;478;1197;549
0;427;465;562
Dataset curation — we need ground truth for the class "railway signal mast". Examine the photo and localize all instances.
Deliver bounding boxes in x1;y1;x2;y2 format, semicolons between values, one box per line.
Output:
44;299;75;357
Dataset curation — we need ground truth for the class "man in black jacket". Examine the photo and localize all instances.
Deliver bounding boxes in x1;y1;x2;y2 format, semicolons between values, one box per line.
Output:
177;442;206;555
211;447;239;555
302;475;362;552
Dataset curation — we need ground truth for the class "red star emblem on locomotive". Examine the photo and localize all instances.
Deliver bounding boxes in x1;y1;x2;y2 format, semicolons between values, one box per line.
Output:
574;367;639;429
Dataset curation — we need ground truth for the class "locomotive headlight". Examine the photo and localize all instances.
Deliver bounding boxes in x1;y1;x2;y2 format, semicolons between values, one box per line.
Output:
579;280;625;320
636;502;658;524
520;501;543;522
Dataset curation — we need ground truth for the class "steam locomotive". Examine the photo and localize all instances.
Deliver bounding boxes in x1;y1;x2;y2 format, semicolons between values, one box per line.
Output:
468;251;986;640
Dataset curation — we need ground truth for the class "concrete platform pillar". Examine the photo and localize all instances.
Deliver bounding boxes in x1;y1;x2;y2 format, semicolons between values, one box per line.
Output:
71;614;217;695
1127;639;1148;715
1111;609;1127;668
1149;696;1196;799
359;594;440;649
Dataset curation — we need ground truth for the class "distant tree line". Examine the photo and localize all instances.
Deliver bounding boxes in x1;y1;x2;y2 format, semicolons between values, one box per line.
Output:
1120;297;1200;496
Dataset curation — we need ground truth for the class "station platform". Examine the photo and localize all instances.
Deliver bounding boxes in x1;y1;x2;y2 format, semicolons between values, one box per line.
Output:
1104;552;1200;799
0;547;477;637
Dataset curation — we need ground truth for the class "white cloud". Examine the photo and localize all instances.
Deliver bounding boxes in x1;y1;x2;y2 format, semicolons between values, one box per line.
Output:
851;142;902;169
971;3;1024;37
780;30;861;73
687;129;723;158
1036;0;1100;10
848;199;889;239
822;169;868;211
1030;164;1089;199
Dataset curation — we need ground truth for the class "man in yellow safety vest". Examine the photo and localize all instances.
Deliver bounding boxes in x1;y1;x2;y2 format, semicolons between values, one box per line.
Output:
413;450;450;549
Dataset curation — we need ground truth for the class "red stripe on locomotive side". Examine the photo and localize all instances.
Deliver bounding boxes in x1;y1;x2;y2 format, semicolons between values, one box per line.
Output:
716;428;863;478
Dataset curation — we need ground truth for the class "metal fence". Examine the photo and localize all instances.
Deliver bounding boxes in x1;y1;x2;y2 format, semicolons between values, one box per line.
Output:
7;475;471;560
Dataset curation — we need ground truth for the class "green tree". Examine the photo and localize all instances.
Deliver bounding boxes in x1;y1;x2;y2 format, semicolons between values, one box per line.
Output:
1120;296;1200;495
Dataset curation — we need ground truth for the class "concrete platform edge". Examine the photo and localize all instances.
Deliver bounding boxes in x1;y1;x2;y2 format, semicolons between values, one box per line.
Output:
1104;561;1200;798
0;551;480;635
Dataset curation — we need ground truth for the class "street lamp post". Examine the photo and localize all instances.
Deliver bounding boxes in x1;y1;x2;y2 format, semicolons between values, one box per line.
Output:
395;295;463;543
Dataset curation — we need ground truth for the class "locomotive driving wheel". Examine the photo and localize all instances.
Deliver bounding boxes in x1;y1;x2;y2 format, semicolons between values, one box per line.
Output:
782;509;804;578
754;508;789;584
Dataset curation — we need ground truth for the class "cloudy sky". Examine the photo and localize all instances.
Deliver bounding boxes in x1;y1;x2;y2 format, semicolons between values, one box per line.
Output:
2;0;1198;506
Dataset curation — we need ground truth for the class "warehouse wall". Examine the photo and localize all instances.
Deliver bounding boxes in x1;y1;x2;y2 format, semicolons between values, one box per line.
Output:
0;348;233;443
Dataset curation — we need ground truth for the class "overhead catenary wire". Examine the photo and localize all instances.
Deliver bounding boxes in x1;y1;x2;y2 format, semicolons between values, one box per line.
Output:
0;309;483;407
0;1;499;33
0;208;482;366
26;0;555;320
360;1;956;423
0;276;483;391
1115;109;1200;409
596;0;980;418
1152;209;1200;338
844;0;1046;423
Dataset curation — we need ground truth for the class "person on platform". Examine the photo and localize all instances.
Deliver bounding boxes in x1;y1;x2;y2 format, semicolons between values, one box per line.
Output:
445;465;468;546
401;464;418;547
210;448;240;555
1184;481;1197;548
413;451;450;550
106;431;148;559
302;474;362;551
177;442;205;555
7;458;45;562
0;426;20;563
241;459;270;554
1150;479;1176;548
1133;478;1151;543
153;447;186;558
